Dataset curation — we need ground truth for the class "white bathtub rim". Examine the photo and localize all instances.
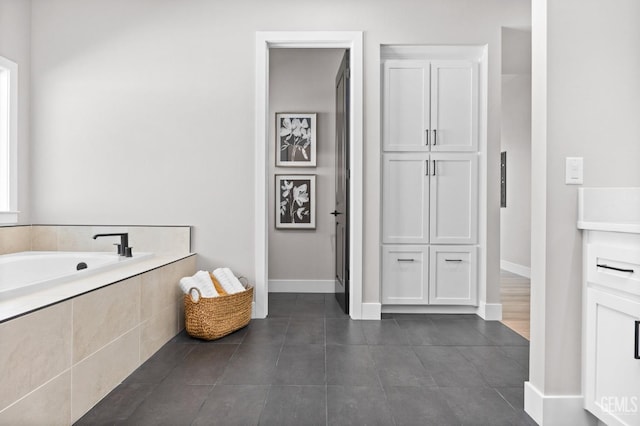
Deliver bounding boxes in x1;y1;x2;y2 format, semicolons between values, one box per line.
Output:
0;252;196;323
0;251;153;295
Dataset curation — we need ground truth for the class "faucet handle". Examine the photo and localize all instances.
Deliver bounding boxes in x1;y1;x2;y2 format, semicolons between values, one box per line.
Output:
124;247;133;258
113;243;123;256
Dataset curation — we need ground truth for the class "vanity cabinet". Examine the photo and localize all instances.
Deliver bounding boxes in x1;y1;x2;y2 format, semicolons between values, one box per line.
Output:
579;188;640;425
382;59;478;152
583;243;640;426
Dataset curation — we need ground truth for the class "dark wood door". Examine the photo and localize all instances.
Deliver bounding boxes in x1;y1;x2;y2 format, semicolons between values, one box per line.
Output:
334;51;350;314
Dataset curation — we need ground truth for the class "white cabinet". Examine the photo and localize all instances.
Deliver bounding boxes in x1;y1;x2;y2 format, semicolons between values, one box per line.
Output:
381;53;481;309
382;245;429;305
382;245;477;306
585;288;640;426
583;242;640;426
429;246;477;305
382;153;477;245
383;60;478;152
429;154;478;244
382;153;430;244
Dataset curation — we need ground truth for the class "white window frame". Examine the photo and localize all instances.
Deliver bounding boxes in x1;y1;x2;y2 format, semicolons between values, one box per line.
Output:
0;56;18;224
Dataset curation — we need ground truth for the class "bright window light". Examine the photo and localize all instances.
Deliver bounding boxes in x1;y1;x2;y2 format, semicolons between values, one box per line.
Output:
0;55;18;224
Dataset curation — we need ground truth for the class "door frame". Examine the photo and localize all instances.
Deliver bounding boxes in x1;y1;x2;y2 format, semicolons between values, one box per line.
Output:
254;31;364;319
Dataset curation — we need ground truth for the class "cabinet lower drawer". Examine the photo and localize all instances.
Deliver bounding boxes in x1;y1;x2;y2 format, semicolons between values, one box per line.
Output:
382;245;429;305
429;245;477;305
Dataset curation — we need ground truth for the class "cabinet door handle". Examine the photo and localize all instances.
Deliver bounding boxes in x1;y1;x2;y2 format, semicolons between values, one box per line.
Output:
397;258;415;262
445;259;463;262
635;321;640;360
426;129;430;145
432;160;436;176
597;263;634;273
425;160;429;176
433;129;437;145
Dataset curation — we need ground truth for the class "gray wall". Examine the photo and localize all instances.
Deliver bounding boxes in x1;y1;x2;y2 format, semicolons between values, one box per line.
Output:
268;48;344;281
26;0;531;304
530;0;640;402
0;0;30;224
500;28;531;272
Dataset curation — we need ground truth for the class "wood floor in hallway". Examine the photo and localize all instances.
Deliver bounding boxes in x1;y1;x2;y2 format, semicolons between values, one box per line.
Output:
500;270;531;340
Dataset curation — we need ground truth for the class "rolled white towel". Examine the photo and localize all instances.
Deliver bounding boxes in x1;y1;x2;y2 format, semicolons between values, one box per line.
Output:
194;270;219;298
179;270;218;301
213;268;239;294
222;268;246;293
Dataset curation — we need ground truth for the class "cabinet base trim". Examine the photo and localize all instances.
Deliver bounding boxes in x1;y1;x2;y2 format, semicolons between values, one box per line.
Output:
268;280;334;293
362;303;382;320
524;382;597;426
382;305;478;314
477;302;502;320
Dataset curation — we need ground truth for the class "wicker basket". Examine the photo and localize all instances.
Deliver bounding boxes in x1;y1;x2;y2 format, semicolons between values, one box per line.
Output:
184;279;253;341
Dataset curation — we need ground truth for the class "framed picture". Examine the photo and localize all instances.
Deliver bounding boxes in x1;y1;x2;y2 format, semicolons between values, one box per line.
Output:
275;175;316;229
276;113;317;167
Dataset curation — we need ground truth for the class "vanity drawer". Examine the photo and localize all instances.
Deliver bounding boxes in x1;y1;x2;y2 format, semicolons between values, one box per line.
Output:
587;244;640;296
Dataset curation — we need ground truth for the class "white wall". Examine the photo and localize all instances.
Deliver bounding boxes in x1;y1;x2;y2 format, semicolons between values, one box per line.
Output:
27;0;530;303
528;0;640;420
0;0;30;224
268;48;344;281
500;28;531;272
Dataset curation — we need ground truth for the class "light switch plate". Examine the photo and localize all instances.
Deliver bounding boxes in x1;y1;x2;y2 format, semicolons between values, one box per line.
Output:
565;157;583;184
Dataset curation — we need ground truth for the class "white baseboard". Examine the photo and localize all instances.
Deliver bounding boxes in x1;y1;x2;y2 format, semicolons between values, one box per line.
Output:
361;302;381;320
524;382;597;426
501;260;531;278
268;279;334;293
477;302;503;320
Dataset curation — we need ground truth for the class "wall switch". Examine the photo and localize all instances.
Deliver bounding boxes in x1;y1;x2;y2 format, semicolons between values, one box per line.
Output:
565;157;583;184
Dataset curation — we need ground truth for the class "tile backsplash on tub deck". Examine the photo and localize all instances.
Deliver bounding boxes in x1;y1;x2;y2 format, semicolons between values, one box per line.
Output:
31;225;191;255
0;225;31;255
0;224;192;256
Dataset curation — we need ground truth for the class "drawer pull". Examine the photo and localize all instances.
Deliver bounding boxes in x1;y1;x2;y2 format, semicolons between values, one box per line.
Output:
635;321;640;360
597;263;634;273
445;259;463;262
397;258;415;262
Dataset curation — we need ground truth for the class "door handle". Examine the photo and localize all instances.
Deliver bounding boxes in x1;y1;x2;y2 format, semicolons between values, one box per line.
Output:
433;129;437;145
330;210;343;216
426;129;430;146
635;320;640;360
432;160;436;176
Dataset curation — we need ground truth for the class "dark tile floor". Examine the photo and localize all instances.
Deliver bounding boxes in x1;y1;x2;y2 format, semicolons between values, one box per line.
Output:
76;293;537;426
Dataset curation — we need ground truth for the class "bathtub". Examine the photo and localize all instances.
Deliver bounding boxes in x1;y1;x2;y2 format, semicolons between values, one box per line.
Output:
0;251;153;297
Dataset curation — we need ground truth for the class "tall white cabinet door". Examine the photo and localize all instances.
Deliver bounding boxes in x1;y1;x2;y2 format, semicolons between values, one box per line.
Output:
383;60;430;151
382;245;429;304
430;154;478;244
430;61;478;152
429;246;477;305
585;288;640;426
382;153;430;244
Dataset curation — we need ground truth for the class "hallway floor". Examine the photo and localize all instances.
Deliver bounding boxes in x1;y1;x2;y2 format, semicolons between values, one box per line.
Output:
77;293;536;425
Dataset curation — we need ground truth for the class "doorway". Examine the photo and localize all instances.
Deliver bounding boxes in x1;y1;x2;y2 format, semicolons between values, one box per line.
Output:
254;32;364;319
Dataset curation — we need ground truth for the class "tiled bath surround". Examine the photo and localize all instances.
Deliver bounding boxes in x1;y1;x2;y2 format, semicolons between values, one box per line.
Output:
0;224;191;255
0;224;196;424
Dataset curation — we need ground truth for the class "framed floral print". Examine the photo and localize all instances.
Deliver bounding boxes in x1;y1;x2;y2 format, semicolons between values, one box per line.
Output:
275;175;316;229
276;113;317;167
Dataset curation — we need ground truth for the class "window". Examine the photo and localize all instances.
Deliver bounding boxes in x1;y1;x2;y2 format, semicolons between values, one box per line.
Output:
0;55;18;224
